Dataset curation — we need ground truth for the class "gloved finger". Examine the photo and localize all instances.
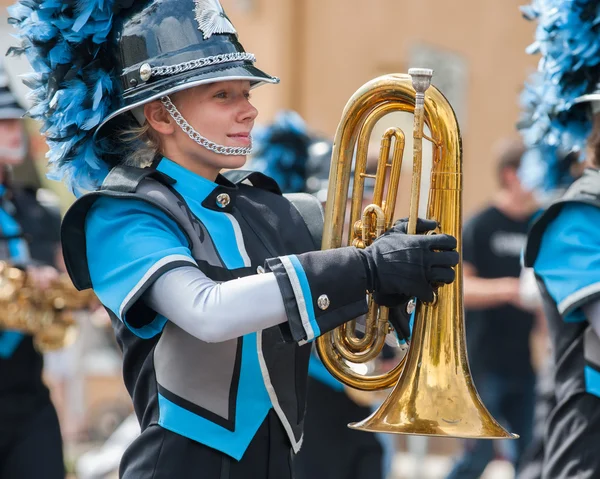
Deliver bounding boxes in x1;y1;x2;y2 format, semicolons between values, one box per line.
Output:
422;233;457;251
388;306;412;342
392;218;438;234
414;287;434;303
373;292;410;308
429;250;459;267
429;266;456;284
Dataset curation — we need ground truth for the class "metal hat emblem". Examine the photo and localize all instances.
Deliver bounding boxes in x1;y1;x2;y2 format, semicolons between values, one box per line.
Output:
194;0;237;39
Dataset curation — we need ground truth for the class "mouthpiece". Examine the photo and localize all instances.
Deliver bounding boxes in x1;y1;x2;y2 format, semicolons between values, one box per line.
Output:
408;68;433;94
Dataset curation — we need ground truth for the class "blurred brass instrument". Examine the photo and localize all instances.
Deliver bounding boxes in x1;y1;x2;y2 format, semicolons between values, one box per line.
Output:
0;261;96;352
316;70;517;439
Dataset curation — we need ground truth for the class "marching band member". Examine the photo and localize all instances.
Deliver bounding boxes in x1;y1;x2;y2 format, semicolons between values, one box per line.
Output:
520;0;600;477
0;59;64;479
11;1;459;478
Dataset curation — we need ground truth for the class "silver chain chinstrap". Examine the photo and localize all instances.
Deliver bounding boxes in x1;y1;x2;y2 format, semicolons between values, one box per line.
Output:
161;96;252;156
151;52;256;78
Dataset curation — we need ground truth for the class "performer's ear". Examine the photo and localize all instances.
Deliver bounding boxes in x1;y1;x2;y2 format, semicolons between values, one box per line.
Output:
144;100;175;136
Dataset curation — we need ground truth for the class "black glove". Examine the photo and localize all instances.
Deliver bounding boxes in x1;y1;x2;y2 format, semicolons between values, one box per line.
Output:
358;220;459;303
372;217;439;307
391;217;439;236
388;305;412;342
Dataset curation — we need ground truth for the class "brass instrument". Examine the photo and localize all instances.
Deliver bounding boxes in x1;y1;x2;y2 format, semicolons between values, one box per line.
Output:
0;261;96;352
316;70;517;439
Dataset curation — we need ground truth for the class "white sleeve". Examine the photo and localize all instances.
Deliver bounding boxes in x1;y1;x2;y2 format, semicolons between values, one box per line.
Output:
142;266;287;342
583;299;600;339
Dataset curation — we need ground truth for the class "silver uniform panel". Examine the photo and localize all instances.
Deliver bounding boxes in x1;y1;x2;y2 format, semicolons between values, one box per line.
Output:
584;326;600;368
154;321;239;421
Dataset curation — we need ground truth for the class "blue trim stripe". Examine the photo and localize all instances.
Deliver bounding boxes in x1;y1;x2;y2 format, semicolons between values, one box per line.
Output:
158;332;272;460
288;255;320;339
564;309;587;324
585;365;600;398
126;314;169;340
0;331;24;358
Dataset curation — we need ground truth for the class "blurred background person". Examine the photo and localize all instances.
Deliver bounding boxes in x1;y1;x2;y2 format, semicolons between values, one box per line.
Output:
446;140;539;479
0;58;65;479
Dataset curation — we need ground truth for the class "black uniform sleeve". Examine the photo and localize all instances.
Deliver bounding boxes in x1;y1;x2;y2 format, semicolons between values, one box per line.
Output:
265;247;369;343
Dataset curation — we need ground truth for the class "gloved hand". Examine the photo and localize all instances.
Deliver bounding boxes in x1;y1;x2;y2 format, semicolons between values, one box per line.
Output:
372;218;439;307
358;218;459;303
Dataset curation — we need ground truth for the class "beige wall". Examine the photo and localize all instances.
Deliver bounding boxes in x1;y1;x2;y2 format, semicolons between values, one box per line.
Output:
226;0;539;215
0;0;539;215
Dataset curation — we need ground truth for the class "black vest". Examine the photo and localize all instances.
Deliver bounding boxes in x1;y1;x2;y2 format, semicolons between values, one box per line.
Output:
61;166;323;457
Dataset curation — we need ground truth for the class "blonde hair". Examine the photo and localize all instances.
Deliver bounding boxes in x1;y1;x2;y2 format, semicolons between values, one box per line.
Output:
118;121;162;168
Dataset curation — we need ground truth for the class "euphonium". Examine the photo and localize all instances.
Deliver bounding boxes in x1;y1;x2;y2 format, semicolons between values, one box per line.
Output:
0;261;96;352
316;70;517;438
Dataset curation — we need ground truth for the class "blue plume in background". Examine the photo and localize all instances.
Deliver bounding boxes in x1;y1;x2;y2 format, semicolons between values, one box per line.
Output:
518;0;600;191
250;110;312;194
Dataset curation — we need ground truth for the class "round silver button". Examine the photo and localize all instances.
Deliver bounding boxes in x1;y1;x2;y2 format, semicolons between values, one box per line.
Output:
256;266;265;274
216;193;231;208
406;299;416;315
139;63;152;82
317;294;330;311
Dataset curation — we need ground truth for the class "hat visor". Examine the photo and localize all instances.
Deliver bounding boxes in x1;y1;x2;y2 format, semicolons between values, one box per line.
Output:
574;92;600;105
573;91;600;115
0;102;26;120
0;108;25;120
95;64;279;140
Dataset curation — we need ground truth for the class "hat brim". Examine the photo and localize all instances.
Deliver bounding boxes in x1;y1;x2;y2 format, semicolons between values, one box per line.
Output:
0;108;26;120
95;64;279;140
573;92;600;105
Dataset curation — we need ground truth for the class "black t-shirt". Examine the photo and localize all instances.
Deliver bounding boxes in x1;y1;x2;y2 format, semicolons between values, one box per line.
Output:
0;187;61;428
463;205;535;378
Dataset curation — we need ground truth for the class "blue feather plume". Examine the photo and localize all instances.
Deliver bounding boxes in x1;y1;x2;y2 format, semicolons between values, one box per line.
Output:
8;0;131;195
518;0;600;191
250;111;312;194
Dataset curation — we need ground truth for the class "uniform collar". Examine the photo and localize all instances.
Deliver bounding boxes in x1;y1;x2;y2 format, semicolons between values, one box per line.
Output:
155;157;238;213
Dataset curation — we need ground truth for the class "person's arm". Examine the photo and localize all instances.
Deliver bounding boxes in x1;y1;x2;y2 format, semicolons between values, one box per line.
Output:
463;262;521;310
460;212;520;310
264;224;458;343
144;227;458;344
87;198;458;343
143;266;288;342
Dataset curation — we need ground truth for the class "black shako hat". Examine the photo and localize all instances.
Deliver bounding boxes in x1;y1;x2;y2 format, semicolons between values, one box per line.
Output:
97;0;279;137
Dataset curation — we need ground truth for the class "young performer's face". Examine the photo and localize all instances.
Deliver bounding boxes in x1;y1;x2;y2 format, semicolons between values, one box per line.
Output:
148;80;258;180
0;119;25;166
